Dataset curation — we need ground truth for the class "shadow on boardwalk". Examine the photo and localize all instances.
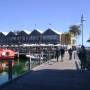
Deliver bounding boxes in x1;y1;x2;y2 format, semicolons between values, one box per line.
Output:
0;69;90;90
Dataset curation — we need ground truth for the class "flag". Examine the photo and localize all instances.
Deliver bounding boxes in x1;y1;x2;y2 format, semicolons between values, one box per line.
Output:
49;23;51;25
49;23;52;26
35;24;36;27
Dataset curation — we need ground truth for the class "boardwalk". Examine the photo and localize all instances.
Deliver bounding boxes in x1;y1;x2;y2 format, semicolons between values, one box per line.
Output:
33;52;80;70
0;52;90;90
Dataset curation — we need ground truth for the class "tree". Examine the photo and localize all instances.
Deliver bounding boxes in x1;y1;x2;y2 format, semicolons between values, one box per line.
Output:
61;32;71;45
65;32;71;45
69;25;81;45
69;25;81;36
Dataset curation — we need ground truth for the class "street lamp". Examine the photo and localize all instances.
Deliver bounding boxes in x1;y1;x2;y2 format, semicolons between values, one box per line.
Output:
81;14;86;45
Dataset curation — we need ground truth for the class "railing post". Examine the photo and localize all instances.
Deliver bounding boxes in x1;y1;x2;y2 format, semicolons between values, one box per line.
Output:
28;51;31;70
48;51;50;61
39;54;41;65
41;51;44;64
8;60;12;81
18;51;19;64
74;52;75;59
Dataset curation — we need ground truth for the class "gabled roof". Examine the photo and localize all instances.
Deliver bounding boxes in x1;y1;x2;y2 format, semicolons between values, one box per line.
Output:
0;32;5;37
29;29;41;36
17;31;28;36
43;28;58;35
6;31;16;37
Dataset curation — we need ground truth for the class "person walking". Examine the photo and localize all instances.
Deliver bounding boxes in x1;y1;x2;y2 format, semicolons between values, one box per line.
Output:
55;48;60;62
60;47;65;62
73;50;77;59
78;45;87;70
68;48;73;60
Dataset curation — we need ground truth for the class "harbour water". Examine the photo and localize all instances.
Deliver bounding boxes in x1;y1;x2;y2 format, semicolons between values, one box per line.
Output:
0;72;8;85
0;57;43;85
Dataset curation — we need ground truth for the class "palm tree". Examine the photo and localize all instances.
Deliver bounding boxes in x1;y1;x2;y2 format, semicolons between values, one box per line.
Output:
69;25;81;37
69;25;81;45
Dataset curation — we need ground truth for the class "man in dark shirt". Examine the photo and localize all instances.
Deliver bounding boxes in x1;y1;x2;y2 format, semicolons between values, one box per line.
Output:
68;48;73;60
60;47;65;62
78;45;87;70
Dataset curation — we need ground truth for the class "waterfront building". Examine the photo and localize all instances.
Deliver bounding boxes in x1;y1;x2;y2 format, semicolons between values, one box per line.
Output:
28;30;41;44
0;29;61;45
42;28;60;44
0;32;6;45
16;31;28;44
6;31;16;45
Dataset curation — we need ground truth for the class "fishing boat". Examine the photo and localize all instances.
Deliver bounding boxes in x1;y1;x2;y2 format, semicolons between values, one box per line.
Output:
0;48;15;60
0;48;15;71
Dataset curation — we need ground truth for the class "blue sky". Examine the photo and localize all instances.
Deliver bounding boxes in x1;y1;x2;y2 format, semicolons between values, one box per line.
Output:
0;0;90;46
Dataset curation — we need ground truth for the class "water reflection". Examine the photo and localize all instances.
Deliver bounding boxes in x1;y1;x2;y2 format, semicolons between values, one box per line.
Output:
0;72;8;85
0;58;43;85
0;59;28;85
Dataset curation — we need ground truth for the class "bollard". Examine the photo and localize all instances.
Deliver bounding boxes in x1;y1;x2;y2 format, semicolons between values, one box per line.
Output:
8;60;12;81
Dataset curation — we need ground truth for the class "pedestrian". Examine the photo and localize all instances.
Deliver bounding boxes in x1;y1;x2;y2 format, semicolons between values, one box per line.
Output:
78;45;87;70
60;47;65;62
73;50;76;59
68;48;73;60
55;48;60;62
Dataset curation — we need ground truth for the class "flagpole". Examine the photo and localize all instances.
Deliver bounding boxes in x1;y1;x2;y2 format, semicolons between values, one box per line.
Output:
35;24;36;29
48;23;52;29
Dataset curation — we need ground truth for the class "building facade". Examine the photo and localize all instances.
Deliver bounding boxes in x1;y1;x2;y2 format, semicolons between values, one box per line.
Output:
28;30;41;44
0;32;6;45
6;31;16;45
42;29;60;44
16;31;28;44
0;29;61;45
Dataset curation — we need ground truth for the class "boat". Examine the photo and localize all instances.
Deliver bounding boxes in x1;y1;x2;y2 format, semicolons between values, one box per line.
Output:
26;54;43;60
3;61;15;69
0;48;15;60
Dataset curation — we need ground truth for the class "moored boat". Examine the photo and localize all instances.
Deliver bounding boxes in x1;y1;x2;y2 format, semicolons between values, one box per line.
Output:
0;48;15;60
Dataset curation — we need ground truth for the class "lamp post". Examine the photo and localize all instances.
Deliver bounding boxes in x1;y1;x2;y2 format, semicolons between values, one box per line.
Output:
81;14;85;45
